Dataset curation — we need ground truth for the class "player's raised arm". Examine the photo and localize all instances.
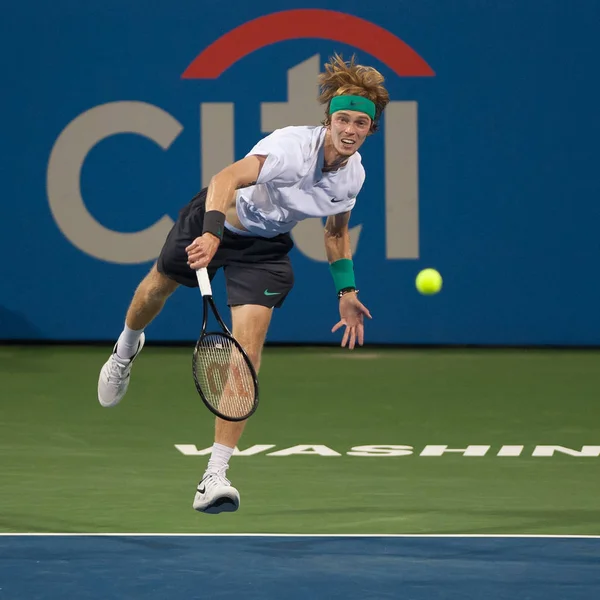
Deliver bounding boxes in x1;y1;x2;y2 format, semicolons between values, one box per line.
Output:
325;211;372;350
186;155;266;269
205;155;267;226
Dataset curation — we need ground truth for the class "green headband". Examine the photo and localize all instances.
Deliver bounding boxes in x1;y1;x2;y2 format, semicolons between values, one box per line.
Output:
329;95;376;120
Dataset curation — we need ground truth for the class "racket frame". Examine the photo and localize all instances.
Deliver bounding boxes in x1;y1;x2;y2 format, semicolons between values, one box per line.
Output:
192;268;259;422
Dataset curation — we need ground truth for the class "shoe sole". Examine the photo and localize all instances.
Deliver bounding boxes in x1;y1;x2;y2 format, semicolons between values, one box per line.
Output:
194;496;240;514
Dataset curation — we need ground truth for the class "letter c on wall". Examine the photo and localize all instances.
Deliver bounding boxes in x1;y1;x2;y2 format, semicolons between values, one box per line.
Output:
47;101;182;264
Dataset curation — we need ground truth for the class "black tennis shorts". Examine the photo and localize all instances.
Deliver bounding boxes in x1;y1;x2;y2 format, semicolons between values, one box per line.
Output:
157;189;294;309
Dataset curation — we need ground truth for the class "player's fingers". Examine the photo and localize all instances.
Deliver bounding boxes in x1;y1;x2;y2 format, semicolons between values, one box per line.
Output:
349;327;357;350
192;247;210;261
187;245;203;258
331;320;345;333
187;254;201;266
358;303;373;319
189;257;208;269
341;326;350;347
356;323;365;346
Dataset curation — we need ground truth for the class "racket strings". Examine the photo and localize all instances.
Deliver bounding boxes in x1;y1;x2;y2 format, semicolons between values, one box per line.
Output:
193;333;255;419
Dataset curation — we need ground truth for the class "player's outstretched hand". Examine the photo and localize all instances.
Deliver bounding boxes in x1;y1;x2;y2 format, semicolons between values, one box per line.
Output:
186;234;220;270
331;293;372;350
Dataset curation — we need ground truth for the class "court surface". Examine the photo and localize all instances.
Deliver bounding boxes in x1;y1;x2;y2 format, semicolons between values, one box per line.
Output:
1;534;599;599
1;346;599;598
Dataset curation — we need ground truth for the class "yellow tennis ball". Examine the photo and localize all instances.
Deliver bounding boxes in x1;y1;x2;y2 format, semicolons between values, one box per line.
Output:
416;268;442;295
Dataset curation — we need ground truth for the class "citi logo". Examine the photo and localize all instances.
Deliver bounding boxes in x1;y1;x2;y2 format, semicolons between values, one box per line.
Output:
47;10;434;265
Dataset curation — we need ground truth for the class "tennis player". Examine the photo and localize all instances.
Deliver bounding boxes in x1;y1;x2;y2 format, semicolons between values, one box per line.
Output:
98;54;390;514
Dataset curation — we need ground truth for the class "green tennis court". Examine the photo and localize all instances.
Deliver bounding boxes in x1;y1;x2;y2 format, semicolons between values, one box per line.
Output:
1;345;599;535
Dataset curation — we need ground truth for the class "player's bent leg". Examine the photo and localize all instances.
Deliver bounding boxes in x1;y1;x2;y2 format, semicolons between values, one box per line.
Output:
193;304;272;514
98;264;179;408
214;304;272;446
124;263;179;332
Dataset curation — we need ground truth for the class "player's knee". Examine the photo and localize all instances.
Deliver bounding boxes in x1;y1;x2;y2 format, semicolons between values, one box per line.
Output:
141;266;177;303
249;353;262;372
231;305;270;371
240;344;262;371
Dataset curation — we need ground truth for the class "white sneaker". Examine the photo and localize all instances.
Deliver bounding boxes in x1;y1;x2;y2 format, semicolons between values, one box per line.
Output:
193;471;240;514
97;333;145;408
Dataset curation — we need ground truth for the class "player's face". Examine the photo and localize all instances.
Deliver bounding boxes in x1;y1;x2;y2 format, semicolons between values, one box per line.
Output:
329;111;372;157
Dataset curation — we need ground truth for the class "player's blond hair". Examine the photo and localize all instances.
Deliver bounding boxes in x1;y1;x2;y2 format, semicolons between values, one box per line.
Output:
318;53;390;133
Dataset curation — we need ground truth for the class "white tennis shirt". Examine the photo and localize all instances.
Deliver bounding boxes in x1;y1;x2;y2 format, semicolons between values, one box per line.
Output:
234;126;365;238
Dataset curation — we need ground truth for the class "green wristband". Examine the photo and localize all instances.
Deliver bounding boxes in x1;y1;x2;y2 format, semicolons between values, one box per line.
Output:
329;259;356;293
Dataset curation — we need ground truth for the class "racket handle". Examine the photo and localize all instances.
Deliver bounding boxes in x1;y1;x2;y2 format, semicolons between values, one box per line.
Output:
196;268;213;297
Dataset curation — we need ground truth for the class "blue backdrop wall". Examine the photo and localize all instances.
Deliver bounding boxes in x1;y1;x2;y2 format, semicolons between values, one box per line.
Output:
2;0;599;345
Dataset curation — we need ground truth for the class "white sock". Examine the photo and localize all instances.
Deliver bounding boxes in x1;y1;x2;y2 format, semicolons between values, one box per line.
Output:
115;324;144;360
206;443;235;475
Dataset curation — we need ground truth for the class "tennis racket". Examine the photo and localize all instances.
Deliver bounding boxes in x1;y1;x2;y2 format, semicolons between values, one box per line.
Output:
192;267;259;422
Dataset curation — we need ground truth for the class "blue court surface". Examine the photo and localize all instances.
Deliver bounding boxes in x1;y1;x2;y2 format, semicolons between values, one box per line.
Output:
0;534;598;599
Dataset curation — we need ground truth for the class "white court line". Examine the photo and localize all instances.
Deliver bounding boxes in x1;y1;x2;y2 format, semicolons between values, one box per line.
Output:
0;533;598;538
